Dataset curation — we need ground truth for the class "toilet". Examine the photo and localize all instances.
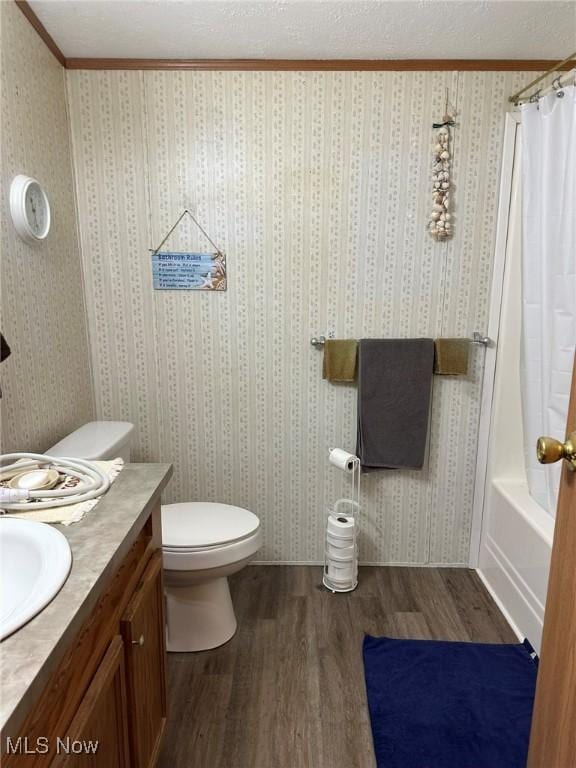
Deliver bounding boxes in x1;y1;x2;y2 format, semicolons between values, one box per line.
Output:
47;421;262;653
162;502;261;652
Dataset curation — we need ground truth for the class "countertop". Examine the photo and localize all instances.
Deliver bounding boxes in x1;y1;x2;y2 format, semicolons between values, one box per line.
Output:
0;462;172;739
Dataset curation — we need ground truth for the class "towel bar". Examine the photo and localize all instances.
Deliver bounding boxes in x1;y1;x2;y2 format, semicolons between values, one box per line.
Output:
310;332;492;348
471;332;491;346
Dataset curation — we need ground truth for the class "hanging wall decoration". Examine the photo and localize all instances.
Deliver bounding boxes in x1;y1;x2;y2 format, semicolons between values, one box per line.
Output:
150;209;226;291
429;91;455;241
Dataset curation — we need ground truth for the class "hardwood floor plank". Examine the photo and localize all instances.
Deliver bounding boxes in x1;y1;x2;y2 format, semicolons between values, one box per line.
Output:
158;565;518;768
373;565;420;612
160;673;232;767
228;618;277;717
438;568;518;643
388;611;433;639
320;719;376;768
402;568;472;640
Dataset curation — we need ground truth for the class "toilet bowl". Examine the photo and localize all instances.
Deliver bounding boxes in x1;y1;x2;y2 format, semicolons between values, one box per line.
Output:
161;502;261;652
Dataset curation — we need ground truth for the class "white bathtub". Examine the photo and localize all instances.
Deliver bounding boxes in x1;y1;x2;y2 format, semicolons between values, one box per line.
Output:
476;123;554;654
478;478;553;652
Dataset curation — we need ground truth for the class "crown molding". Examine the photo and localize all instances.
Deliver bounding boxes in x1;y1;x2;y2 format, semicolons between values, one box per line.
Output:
65;58;568;72
15;0;66;67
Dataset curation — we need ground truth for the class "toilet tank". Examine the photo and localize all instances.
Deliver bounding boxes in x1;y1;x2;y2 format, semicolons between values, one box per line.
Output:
47;421;135;462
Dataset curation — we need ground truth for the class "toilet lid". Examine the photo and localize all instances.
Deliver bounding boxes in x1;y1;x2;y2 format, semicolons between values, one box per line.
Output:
161;502;260;549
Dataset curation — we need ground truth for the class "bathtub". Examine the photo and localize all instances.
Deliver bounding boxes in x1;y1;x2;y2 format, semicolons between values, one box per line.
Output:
476;119;553;654
478;478;553;652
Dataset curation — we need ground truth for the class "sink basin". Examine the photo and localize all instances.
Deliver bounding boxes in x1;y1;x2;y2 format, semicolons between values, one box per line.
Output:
0;518;72;640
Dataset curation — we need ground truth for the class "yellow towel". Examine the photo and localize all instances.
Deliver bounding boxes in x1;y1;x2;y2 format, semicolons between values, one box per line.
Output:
434;338;469;375
322;339;358;382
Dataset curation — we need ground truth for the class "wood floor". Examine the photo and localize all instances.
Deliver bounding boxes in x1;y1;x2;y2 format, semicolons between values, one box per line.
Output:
157;565;517;768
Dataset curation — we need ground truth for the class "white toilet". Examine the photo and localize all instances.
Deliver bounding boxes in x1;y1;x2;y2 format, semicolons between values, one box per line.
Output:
48;420;135;463
47;421;262;653
162;502;261;652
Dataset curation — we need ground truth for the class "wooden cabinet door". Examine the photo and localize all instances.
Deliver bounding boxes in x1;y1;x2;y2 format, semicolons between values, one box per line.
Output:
51;636;130;768
120;551;167;768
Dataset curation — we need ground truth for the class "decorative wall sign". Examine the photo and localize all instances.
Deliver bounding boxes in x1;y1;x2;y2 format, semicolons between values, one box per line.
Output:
150;209;226;291
152;251;226;290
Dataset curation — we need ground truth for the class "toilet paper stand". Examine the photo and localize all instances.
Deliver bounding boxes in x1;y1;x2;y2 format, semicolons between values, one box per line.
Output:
323;453;361;593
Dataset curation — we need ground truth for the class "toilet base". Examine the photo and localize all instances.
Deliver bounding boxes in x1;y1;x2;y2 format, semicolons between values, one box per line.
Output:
165;576;237;652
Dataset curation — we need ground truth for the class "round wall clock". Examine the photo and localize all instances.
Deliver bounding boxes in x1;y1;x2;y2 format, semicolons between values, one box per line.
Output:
9;174;51;245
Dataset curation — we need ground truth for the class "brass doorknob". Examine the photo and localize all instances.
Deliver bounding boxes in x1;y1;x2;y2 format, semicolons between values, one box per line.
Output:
536;431;576;470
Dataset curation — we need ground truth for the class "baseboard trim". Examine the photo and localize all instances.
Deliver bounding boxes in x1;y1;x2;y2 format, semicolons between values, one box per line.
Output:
251;560;469;567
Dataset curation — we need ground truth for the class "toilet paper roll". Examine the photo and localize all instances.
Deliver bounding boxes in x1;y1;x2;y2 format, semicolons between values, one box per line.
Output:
327;532;356;549
327;560;357;582
329;448;358;473
327;514;356;538
326;542;356;561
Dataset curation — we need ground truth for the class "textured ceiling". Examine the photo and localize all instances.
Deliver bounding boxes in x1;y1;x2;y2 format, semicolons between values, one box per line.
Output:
29;0;576;60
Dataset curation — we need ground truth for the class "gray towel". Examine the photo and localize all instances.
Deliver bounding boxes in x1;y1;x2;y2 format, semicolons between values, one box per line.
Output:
356;338;434;470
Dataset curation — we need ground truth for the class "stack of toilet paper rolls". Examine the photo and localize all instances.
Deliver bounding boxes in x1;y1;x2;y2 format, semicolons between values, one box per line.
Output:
324;507;358;592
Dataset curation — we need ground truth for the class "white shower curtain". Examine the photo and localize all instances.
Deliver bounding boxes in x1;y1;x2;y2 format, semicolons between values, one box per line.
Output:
521;79;576;516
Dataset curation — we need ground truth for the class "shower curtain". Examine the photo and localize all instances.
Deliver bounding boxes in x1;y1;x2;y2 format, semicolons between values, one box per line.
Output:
521;79;576;516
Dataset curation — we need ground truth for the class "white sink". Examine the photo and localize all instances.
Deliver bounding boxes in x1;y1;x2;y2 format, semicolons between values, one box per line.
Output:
0;518;72;640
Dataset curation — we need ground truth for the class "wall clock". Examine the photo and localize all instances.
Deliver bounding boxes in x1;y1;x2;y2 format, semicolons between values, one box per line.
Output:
9;174;51;245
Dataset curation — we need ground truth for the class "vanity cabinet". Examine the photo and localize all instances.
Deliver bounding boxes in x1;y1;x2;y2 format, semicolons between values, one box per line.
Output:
51;636;130;768
3;502;167;768
121;553;167;768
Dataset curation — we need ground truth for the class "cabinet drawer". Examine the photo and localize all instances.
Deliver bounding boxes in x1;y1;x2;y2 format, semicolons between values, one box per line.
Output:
51;636;130;768
121;552;167;768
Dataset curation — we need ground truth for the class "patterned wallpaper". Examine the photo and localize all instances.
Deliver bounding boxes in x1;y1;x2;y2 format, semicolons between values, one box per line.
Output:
0;2;94;452
66;68;531;564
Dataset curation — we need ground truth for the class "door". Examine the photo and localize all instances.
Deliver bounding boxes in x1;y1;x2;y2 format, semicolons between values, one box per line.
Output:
120;551;167;768
51;636;130;768
527;353;576;767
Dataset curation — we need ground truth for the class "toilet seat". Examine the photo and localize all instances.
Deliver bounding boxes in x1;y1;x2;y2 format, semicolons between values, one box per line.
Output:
161;502;261;571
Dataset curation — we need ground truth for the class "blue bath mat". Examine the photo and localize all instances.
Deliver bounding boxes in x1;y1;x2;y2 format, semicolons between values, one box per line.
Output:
363;635;538;768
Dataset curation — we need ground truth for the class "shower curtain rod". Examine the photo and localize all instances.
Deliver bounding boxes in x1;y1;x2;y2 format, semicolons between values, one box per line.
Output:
514;69;576;105
509;51;576;104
